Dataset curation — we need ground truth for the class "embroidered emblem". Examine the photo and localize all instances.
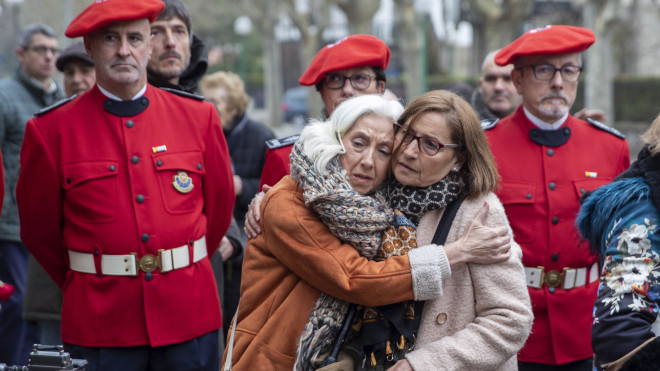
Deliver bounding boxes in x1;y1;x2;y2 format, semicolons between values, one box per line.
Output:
172;171;194;193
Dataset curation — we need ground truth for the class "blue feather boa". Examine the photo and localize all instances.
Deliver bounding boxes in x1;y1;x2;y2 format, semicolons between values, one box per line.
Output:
576;177;650;255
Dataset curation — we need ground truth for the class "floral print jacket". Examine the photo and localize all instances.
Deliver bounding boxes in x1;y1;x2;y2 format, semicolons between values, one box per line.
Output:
577;177;660;368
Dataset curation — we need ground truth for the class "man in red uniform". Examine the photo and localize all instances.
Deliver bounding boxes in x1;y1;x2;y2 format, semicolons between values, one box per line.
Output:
484;25;630;370
259;34;390;191
16;1;234;370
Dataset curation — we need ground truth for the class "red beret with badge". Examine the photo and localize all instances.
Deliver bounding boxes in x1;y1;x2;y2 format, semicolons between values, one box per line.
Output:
299;34;390;86
65;0;165;38
495;25;595;66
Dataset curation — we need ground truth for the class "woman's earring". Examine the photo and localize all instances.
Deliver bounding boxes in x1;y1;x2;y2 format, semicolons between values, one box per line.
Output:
452;167;458;172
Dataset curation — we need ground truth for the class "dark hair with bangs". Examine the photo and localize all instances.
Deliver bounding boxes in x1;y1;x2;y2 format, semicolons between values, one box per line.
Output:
157;0;193;37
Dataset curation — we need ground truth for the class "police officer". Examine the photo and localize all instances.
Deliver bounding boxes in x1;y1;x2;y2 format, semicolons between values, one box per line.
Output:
16;1;235;370
258;34;390;192
484;25;630;371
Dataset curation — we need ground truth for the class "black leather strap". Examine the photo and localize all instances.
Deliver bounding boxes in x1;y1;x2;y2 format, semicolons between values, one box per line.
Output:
413;194;466;334
431;194;466;246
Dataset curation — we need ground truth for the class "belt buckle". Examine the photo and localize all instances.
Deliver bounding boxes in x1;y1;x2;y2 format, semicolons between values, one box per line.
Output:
543;269;563;288
138;254;159;273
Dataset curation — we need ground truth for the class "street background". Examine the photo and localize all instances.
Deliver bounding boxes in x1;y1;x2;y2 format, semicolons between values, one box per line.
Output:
0;0;656;156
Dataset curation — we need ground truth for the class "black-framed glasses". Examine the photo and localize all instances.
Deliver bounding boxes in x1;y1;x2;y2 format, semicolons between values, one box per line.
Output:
524;64;583;82
26;45;60;56
393;123;458;156
324;73;375;90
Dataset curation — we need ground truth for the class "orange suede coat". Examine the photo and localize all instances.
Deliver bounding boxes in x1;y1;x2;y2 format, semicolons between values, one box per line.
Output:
223;176;428;370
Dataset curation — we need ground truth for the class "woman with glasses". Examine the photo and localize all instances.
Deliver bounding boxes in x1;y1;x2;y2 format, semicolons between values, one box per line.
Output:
222;94;515;370
336;90;532;371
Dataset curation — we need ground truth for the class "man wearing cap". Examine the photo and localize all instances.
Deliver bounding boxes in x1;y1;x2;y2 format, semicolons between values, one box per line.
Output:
258;34;389;192
16;1;234;370
57;41;96;98
0;23;64;365
483;25;630;370
21;41;96;352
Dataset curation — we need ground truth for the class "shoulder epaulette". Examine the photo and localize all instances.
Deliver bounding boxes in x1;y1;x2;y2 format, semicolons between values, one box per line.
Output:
480;118;499;131
160;87;204;101
35;95;76;117
266;134;300;149
586;118;626;139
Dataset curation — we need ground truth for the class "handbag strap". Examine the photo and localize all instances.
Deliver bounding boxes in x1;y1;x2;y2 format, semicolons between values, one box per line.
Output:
222;301;240;371
431;194;465;246
412;194;466;333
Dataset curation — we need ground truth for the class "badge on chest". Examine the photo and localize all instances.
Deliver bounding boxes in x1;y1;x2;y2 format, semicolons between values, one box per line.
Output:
173;171;194;194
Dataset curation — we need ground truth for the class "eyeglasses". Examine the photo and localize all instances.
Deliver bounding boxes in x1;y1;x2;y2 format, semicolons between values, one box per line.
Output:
393;123;458;156
324;73;375;90
524;64;583;82
26;45;60;56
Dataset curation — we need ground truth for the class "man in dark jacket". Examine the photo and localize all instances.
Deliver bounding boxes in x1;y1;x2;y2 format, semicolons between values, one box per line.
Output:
471;49;521;121
0;23;64;365
146;0;207;94
145;0;243;352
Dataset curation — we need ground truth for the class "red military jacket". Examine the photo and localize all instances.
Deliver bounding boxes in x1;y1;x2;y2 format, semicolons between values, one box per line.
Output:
258;134;298;190
484;106;630;365
17;85;235;347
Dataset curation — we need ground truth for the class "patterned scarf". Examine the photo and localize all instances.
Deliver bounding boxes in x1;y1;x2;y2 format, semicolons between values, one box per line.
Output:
353;172;463;368
290;140;394;371
388;173;463;225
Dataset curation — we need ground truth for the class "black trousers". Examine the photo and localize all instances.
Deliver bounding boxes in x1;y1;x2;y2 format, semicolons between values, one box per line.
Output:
519;358;592;371
65;329;219;371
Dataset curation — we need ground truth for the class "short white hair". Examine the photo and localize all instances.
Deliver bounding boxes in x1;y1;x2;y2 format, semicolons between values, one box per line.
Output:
298;94;404;174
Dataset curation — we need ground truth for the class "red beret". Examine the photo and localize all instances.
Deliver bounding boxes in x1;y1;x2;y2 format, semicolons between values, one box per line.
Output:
65;0;165;38
299;34;390;86
495;25;595;66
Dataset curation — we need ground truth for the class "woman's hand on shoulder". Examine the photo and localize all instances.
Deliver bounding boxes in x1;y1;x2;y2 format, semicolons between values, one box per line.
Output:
243;185;271;239
445;202;512;268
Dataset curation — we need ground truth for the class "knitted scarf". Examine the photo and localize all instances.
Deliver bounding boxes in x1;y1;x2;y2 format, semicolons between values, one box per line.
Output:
387;173;463;225
290;140;394;371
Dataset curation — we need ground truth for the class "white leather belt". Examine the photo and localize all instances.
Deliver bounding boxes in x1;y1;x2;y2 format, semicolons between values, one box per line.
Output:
67;236;207;276
524;262;599;290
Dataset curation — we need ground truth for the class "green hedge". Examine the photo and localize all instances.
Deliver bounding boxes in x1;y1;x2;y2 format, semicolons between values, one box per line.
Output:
614;77;660;123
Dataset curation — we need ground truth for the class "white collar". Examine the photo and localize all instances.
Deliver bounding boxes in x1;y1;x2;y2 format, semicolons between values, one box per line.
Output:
97;83;147;101
522;106;568;130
